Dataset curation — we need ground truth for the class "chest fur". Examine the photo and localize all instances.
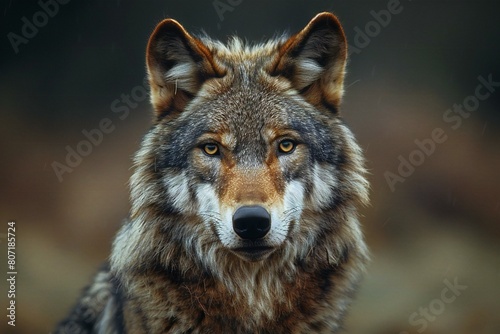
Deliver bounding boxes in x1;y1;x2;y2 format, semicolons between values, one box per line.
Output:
121;265;341;333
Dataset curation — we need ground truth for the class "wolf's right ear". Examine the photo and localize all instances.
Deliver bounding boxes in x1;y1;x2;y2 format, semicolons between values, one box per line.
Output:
146;19;225;117
270;12;348;113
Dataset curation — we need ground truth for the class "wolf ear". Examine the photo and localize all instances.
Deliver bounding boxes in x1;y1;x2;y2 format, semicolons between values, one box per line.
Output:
146;19;225;117
271;12;348;112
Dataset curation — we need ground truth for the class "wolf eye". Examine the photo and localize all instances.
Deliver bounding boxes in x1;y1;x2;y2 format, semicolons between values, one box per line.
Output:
278;140;296;154
202;143;220;156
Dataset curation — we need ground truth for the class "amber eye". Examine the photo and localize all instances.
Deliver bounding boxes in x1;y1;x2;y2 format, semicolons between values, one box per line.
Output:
202;143;220;156
278;140;296;154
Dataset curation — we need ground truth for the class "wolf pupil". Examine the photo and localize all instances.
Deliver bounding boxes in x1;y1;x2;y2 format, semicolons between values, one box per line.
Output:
279;140;295;154
203;144;219;156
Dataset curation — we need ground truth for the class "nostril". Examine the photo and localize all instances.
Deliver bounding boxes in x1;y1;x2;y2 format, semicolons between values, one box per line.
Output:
232;206;271;240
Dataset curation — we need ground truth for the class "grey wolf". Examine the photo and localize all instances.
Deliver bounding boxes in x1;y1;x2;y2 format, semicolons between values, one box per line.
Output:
55;12;369;333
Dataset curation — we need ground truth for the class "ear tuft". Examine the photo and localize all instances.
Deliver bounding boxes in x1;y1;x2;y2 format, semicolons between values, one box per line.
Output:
271;12;348;112
146;19;225;117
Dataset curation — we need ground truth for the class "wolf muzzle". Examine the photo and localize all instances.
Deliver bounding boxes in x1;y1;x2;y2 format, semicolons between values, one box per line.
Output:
232;206;271;240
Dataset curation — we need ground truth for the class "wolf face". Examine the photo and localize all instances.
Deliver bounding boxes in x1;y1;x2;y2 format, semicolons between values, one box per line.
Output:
106;12;369;332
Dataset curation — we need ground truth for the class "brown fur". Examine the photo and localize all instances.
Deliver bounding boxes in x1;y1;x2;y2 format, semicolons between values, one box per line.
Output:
55;12;369;334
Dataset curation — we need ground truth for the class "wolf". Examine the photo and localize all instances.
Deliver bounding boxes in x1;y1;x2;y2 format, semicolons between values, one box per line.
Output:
55;12;369;334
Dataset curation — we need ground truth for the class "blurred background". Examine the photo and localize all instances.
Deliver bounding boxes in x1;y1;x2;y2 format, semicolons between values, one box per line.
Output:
1;0;499;333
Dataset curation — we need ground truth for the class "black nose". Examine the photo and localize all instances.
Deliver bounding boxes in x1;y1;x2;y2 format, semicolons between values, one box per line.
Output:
232;206;271;240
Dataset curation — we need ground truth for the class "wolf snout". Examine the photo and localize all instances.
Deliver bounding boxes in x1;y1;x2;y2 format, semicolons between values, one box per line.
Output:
232;206;271;240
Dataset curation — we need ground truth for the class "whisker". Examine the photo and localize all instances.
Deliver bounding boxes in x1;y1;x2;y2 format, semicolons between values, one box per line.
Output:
281;206;301;221
197;211;222;223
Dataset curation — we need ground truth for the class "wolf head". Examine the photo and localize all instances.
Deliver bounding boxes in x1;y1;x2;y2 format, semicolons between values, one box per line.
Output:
112;13;368;289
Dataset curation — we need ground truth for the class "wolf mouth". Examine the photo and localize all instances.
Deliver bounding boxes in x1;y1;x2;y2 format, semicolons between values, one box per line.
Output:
231;245;275;261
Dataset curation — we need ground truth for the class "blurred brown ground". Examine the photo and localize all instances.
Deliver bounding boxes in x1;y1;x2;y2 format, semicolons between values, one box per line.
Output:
1;1;499;333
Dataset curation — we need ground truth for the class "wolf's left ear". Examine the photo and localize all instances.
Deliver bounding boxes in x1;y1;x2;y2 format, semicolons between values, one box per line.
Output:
146;19;225;117
271;12;347;112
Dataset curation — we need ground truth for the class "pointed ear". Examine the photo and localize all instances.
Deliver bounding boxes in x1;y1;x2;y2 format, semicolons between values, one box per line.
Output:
146;19;225;116
271;12;348;112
